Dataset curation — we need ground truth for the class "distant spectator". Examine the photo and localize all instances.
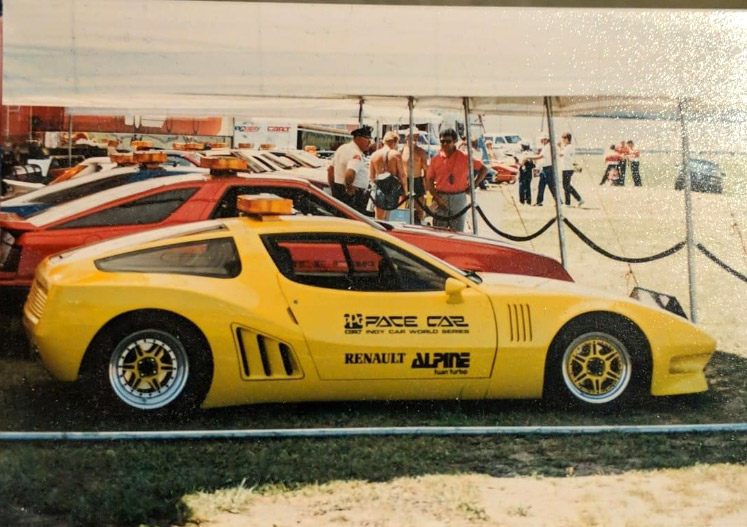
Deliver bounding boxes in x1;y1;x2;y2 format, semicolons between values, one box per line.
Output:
529;135;556;206
600;144;622;185
615;140;631;185
559;133;584;207
517;142;535;205
627;140;642;186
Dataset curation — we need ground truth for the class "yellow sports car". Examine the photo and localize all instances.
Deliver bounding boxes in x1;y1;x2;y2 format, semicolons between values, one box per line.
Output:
24;197;715;413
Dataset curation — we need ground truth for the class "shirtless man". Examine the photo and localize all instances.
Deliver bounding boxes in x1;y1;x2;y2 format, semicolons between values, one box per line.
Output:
369;131;408;220
401;130;429;224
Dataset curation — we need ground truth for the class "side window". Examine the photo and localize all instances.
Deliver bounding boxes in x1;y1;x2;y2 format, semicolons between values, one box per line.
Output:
262;234;448;292
55;188;197;229
95;237;241;278
37;173;134;205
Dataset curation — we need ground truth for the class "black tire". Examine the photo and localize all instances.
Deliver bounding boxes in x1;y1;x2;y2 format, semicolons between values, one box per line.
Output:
83;312;213;414
543;313;651;410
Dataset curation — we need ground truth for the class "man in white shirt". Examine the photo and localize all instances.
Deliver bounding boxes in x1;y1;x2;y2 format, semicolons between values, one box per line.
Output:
560;132;584;207
327;125;373;213
530;135;556;207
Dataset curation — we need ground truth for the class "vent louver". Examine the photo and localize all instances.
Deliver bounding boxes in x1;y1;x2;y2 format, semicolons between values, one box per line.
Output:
507;303;533;342
235;327;303;380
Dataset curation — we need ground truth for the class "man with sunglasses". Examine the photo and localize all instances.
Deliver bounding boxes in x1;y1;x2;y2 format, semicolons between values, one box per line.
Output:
426;128;488;232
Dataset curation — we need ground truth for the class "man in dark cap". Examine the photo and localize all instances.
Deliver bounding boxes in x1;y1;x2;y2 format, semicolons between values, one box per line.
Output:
327;125;374;213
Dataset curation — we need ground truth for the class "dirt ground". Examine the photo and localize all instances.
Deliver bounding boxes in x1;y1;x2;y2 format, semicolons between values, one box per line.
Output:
184;464;747;527
183;175;747;527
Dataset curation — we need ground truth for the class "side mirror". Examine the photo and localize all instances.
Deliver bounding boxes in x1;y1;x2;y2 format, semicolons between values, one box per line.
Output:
444;277;467;304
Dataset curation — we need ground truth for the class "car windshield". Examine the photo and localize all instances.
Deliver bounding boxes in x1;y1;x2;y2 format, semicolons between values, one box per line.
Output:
505;135;523;144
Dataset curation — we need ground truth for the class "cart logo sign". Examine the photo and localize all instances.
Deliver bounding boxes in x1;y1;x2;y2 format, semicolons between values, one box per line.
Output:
344;314;469;335
411;352;470;375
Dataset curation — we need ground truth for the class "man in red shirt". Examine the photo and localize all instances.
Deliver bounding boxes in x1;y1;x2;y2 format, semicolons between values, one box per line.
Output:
426;128;488;232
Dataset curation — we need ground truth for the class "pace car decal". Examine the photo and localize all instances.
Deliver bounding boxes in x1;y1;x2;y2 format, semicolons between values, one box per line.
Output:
344;314;469;335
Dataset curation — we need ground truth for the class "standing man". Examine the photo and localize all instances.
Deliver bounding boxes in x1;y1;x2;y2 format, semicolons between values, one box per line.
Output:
426;128;488;232
327;125;373;214
559;133;584;207
401;130;429;224
627;140;642;186
517;142;535;205
369;131;408;220
532;135;556;207
615;140;630;186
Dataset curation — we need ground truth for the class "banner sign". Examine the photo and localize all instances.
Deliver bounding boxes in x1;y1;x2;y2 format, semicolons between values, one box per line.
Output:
234;120;298;149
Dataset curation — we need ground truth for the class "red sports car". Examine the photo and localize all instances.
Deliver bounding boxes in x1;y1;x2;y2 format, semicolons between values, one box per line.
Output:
1;173;571;291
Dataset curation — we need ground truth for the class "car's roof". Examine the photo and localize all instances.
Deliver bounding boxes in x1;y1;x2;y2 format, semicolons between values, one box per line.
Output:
2;165;208;207
28;174;209;227
51;215;385;267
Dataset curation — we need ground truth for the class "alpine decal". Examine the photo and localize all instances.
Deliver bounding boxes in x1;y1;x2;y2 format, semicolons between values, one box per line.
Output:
411;352;471;375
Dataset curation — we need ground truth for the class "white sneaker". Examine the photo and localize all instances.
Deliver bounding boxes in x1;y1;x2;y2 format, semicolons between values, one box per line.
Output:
578;199;585;207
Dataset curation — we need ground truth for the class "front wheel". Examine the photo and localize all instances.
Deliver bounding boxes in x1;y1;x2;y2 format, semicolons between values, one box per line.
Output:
85;314;212;414
544;315;650;409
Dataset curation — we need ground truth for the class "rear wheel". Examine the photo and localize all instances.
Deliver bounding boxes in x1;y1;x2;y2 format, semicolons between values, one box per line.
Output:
544;314;650;409
85;313;212;414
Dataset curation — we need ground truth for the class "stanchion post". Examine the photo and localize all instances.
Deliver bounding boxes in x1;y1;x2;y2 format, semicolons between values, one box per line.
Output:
678;97;697;323
463;97;479;235
544;96;568;269
68;114;73;167
408;97;416;224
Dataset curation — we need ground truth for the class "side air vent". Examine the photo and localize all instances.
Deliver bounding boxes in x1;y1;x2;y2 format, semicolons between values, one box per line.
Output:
234;326;303;380
507;303;533;342
25;279;48;320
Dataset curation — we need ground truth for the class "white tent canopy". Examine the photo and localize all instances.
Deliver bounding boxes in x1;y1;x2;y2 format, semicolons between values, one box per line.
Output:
4;1;747;114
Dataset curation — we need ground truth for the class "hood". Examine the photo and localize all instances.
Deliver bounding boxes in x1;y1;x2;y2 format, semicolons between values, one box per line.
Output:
386;222;525;250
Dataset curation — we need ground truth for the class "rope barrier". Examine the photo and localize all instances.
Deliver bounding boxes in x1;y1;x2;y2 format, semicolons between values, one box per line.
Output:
476;205;557;242
563;218;687;263
1;423;745;441
697;244;747;283
414;196;472;222
368;190;409;211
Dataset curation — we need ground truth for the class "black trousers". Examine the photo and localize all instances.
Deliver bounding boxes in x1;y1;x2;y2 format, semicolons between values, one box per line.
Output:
562;170;582;205
332;182;370;216
518;173;532;204
631;161;642;186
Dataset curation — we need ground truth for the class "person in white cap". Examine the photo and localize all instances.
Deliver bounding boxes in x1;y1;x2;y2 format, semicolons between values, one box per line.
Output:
327;125;373;214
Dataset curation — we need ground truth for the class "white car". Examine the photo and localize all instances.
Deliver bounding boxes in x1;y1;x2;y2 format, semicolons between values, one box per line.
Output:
484;132;527;155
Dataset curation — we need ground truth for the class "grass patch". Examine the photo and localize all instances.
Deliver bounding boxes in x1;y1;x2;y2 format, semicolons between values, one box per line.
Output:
0;351;745;526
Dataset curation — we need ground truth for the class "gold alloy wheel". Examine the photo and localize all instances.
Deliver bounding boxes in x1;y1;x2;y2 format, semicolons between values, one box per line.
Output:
561;332;632;404
108;329;189;410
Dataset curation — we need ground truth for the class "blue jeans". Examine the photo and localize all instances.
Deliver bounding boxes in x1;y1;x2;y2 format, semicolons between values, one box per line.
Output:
536;167;556;205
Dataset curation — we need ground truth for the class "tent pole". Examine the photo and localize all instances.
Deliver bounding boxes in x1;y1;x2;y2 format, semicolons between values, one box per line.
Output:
677;97;697;323
408;97;415;224
544;96;567;268
463;97;478;234
358;98;364;127
68;114;73;166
